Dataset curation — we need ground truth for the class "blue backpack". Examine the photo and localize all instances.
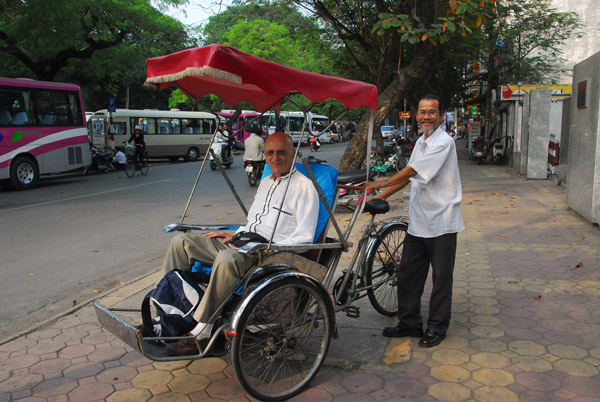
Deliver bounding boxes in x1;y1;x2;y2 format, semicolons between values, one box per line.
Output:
141;269;210;338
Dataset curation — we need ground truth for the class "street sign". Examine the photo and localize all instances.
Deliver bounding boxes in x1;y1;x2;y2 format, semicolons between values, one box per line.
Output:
92;119;104;133
399;111;411;120
501;84;571;101
107;97;117;112
446;112;456;123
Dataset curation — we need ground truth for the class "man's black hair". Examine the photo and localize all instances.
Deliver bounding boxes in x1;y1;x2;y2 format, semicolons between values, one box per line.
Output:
419;94;445;113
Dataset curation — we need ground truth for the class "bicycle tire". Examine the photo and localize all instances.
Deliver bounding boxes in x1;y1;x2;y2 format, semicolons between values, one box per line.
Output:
140;154;149;175
125;158;135;178
365;223;407;316
231;276;333;401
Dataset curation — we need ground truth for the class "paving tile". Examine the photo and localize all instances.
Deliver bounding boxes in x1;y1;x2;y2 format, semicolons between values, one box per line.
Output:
431;350;469;365
106;387;152;401
471;352;510;369
0;354;40;371
0;373;44;394
57;343;95;360
471;369;514;387
32;377;78;397
131;370;173;389
87;345;127;362
508;341;546;356
188;358;228;375
519;391;566;402
96;366;139;384
430;365;471;382
515;372;561;391
0;338;37;353
341;373;384;393
472;386;518;402
428;382;471;402
384;377;427;399
29;358;71;375
68;383;115;402
553;359;598;377
168;374;210;394
205;378;245;400
292;387;333;401
27;329;62;340
63;362;105;379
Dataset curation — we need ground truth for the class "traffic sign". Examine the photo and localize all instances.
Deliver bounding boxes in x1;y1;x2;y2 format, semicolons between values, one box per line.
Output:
92;119;104;133
107;97;117;112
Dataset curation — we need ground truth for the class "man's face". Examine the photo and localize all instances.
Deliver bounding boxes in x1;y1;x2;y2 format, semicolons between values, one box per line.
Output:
416;99;443;136
265;134;294;178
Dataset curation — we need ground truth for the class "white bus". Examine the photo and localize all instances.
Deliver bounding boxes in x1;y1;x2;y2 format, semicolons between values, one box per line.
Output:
88;109;220;161
261;111;314;145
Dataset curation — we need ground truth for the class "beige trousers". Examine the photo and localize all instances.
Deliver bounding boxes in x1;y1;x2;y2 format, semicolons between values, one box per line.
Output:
161;233;257;323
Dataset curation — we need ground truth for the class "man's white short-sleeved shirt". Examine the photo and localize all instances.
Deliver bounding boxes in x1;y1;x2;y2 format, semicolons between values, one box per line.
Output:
407;127;464;238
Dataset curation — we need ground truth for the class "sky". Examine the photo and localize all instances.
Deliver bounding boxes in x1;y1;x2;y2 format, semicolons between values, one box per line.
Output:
165;0;233;26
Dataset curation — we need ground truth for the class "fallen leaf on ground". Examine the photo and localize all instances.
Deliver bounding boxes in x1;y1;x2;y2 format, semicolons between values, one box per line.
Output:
482;193;489;196
216;217;224;220
571;243;580;246
228;211;233;214
28;273;35;276
184;214;190;218
473;199;483;202
491;192;502;196
93;289;100;293
90;250;99;252
508;280;520;284
492;197;501;200
341;218;351;221
118;281;124;285
72;300;78;306
580;234;586;239
498;212;509;215
551;233;559;237
504;206;516;209
497;233;507;237
532;295;542;301
575;262;583;268
202;205;211;207
483;212;494;214
466;202;473;205
31;322;38;327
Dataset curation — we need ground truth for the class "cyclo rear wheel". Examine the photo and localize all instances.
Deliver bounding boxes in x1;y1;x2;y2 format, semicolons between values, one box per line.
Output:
365;223;407;316
125;156;135;178
140;153;149;175
231;276;334;401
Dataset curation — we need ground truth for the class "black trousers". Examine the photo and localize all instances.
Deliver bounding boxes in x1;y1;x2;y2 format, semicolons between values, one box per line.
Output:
396;232;457;334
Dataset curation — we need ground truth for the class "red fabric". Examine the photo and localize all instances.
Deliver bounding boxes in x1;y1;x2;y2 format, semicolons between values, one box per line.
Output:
145;44;378;113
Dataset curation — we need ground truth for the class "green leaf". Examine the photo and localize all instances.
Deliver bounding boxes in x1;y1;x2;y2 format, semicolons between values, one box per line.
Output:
408;35;418;44
457;2;468;14
447;21;456;32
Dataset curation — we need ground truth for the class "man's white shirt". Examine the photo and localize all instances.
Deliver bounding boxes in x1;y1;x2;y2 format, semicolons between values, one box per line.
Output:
407;126;464;238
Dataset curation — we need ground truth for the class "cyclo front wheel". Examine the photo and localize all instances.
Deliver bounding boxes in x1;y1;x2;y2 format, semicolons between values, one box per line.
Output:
125;157;135;178
365;223;407;316
231;276;334;401
140;153;149;175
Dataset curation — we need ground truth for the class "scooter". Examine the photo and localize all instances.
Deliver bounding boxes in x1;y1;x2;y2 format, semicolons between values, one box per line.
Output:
83;146;113;175
492;139;505;165
471;136;488;165
209;142;233;170
310;136;320;152
244;160;265;186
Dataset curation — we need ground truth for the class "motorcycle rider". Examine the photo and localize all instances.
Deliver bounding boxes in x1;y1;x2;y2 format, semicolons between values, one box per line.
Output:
243;126;265;162
214;123;229;161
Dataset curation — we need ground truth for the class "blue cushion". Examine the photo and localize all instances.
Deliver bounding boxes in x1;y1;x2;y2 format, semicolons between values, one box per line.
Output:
261;162;338;242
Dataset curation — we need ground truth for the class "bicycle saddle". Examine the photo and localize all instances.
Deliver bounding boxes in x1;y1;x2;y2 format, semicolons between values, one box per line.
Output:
364;199;390;215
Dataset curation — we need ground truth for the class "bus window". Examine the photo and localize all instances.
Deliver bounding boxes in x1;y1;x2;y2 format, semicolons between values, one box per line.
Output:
135;118;156;134
181;118;196;134
112;122;127;135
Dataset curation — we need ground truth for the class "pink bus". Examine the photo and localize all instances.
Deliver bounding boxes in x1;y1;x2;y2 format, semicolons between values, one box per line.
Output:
217;110;267;145
0;77;90;190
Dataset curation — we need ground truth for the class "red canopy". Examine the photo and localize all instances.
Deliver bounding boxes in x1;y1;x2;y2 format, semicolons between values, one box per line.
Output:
145;44;378;113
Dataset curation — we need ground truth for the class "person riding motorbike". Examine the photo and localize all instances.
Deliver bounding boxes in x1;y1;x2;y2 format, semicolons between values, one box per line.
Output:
243;126;266;186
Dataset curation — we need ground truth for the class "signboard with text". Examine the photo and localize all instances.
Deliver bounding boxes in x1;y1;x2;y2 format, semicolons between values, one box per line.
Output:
501;84;571;101
399;111;411;120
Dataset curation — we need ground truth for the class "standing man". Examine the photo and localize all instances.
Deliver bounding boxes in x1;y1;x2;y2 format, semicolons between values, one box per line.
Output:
367;94;464;348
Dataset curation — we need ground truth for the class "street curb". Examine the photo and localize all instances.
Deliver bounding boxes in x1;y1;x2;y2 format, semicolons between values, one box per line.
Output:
0;264;163;346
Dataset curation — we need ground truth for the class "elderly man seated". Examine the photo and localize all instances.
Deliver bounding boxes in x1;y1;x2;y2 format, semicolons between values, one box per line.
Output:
162;132;319;355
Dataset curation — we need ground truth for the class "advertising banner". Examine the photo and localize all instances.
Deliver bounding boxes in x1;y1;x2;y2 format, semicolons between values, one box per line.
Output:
501;84;571;101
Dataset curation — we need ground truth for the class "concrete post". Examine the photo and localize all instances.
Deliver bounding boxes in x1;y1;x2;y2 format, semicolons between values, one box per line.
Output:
566;52;600;224
519;93;531;174
526;89;551;179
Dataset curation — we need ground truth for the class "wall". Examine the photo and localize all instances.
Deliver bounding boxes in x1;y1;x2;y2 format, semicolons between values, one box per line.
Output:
526;90;552;179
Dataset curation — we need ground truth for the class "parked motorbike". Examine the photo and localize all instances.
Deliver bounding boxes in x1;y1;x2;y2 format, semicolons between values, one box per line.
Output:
209;142;233;170
310;136;321;152
245;160;265;186
83;146;113;175
336;169;379;210
471;136;488;165
492;138;505;165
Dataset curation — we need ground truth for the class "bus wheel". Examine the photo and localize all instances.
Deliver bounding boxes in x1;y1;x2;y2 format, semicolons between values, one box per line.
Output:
10;156;39;190
185;147;199;162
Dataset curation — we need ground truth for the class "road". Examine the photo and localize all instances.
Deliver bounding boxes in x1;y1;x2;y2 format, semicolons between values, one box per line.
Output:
0;143;345;340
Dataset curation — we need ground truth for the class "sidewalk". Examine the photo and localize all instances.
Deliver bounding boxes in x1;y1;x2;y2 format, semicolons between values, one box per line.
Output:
1;141;599;401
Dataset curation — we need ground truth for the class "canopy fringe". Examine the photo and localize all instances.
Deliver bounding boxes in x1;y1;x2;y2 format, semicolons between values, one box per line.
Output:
145;66;242;88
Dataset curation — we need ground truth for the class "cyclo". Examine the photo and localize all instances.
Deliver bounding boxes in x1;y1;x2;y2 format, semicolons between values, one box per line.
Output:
95;44;408;401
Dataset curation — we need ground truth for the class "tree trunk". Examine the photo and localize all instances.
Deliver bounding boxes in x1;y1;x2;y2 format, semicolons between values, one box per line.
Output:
339;45;438;170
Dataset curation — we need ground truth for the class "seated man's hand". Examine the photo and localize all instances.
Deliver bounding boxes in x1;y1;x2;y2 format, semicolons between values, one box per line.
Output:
204;231;234;243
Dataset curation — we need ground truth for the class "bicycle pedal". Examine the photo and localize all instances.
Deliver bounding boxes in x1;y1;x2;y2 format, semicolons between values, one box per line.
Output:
344;305;360;318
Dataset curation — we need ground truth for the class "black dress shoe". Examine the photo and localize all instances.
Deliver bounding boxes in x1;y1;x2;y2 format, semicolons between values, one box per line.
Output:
382;326;423;338
418;328;446;348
